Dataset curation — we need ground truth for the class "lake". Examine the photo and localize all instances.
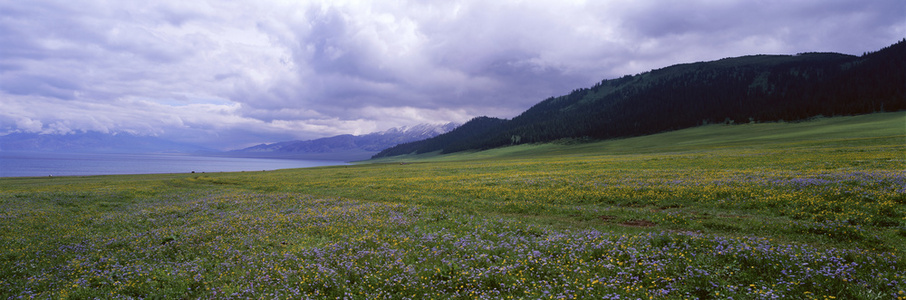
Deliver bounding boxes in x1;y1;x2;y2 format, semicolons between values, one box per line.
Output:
0;152;347;177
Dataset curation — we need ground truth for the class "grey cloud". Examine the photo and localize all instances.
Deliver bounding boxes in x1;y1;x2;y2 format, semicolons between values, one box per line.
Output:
613;0;905;55
0;62;23;72
102;26;188;63
0;2;100;61
260;2;587;114
152;2;210;27
1;0;903;150
0;74;82;100
214;73;240;81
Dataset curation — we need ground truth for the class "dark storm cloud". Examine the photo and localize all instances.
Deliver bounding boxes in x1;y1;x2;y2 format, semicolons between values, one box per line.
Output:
0;74;82;100
1;0;903;150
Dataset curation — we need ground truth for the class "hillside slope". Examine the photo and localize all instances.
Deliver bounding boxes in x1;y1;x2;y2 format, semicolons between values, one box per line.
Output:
375;39;905;158
368;112;905;164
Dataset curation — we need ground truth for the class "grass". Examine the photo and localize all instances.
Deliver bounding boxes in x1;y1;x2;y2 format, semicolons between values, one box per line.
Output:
1;112;904;299
367;112;905;162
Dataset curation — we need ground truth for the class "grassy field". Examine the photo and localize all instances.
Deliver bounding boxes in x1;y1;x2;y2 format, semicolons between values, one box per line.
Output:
1;112;904;299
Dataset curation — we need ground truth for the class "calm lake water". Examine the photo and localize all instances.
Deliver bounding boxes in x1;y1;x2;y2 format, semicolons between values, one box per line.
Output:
0;152;346;177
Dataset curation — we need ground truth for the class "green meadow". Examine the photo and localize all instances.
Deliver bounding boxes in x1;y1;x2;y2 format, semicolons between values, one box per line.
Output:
1;112;904;299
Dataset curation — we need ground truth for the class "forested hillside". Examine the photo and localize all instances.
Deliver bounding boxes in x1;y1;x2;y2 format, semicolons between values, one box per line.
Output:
374;39;905;158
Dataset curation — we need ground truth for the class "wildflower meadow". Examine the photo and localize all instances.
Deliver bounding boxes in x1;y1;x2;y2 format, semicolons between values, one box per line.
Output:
1;113;904;299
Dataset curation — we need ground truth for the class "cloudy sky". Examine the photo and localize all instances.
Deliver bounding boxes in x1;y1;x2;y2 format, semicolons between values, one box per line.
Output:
1;0;903;150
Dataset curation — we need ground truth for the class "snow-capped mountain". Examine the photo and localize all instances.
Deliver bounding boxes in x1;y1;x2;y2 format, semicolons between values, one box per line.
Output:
229;122;460;160
374;123;458;137
359;122;461;150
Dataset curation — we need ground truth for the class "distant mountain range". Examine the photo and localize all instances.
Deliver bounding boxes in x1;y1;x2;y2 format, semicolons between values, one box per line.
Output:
374;39;906;158
227;122;460;161
0;131;214;154
0;123;459;161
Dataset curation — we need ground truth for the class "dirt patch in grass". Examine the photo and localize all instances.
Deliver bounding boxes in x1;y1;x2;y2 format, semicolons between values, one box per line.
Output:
599;215;617;221
619;220;657;227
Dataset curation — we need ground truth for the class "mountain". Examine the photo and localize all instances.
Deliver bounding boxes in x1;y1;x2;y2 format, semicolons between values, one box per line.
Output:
0;131;213;153
229;122;460;161
374;39;906;158
368;117;507;157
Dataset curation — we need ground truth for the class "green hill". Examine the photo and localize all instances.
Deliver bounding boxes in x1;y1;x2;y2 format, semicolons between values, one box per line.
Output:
375;39;905;158
368;111;905;163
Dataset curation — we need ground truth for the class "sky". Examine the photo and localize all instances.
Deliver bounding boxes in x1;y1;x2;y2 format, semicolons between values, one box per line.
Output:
1;0;904;150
